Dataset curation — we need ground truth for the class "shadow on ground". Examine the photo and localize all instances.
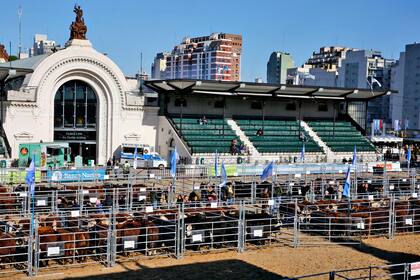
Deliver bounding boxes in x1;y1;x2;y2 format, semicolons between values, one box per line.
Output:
65;259;285;280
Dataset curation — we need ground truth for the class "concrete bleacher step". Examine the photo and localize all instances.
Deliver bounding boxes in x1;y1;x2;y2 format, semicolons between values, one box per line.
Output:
300;120;336;161
226;119;260;156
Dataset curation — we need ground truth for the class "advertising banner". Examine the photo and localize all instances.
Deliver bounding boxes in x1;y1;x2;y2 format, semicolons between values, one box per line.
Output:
47;169;106;182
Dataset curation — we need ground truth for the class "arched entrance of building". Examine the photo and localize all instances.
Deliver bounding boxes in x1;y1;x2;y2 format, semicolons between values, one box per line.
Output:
53;80;98;164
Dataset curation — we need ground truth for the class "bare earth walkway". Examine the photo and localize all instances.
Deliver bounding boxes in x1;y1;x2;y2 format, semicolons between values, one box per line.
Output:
12;234;418;280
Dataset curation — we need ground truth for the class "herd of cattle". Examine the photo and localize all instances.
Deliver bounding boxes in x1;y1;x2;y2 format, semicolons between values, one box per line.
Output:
0;176;418;273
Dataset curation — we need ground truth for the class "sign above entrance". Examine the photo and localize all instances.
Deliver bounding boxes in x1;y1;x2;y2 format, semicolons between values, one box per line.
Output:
54;130;96;141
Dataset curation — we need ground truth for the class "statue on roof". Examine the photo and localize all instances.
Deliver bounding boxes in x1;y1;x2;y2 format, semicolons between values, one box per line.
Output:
0;44;9;62
69;5;87;40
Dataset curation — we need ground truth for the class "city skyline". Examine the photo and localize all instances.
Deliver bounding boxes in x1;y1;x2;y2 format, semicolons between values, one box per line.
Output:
1;0;419;82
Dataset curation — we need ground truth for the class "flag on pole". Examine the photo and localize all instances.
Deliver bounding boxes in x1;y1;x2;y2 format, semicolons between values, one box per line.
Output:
352;145;357;165
301;144;305;163
25;156;36;195
214;150;218;177
407;147;412;168
342;165;351;197
170;148;178;178
133;145;138;169
219;161;227;187
260;161;274;181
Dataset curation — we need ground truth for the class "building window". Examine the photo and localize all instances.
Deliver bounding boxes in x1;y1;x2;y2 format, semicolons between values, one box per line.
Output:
251;101;263;110
174;98;187;107
214;100;225;108
286;102;296;111
54;80;97;129
318;103;328;112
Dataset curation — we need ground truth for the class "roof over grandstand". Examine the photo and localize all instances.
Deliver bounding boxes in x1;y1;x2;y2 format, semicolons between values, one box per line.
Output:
145;79;396;101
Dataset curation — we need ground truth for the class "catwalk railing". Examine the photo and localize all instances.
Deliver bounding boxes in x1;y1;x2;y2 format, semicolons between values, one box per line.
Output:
0;196;419;277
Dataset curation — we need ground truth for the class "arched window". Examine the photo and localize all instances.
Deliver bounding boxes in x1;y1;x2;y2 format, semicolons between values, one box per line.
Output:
54;80;97;128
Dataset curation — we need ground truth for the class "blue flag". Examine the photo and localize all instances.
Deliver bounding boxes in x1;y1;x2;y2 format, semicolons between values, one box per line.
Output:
352;145;357;165
219;161;227;187
170;148;178;178
25;157;36;195
260;161;274;181
133;145;138;169
214;150;218;177
301;144;305;163
407;147;411;168
343;165;351;197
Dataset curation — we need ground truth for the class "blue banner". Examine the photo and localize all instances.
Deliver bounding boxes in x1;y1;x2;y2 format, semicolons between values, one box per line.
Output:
47;169;106;182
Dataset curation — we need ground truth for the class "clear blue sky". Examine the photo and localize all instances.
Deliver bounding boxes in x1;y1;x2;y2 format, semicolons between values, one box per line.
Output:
1;0;419;81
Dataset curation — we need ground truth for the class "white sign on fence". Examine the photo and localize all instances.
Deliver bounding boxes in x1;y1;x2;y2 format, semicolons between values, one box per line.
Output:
145;206;154;213
368;195;374;201
411;262;420;276
192;234;202;242
253;229;263;237
193;185;200;190
402;179;407;182
356;222;365;229
329;181;335;185
19;192;27;197
82;190;89;194
210;202;218;208
412;193;418;198
138;195;146;201
149;174;155;179
367;180;372;184
47;246;60;256
289;183;295;186
294;173;301;178
389;185;395;190
140;188;147;192
36;200;46;206
89;197;97;203
268;199;274;206
124;240;135;249
405;218;413;225
70;210;80;217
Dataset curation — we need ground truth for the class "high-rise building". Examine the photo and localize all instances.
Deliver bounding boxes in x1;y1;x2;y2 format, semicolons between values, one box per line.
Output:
30;34;60;56
286;65;337;87
266;51;294;84
151;52;170;80
390;43;420;130
306;46;355;72
162;33;242;81
338;49;395;125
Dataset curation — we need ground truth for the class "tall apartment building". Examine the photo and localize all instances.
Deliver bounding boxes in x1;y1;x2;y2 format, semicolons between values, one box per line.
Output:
307;46;355;72
162;33;242;81
266;51;294;84
339;49;395;127
390;43;420;130
151;52;170;80
30;34;60;56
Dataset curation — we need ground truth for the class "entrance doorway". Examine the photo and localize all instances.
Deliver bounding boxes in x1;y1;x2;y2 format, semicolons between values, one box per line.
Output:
69;143;96;164
53;80;98;165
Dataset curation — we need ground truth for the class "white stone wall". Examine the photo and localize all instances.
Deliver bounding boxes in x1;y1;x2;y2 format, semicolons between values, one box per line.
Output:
4;40;157;165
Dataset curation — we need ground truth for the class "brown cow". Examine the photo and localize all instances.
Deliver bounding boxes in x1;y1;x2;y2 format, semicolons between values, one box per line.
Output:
0;233;17;269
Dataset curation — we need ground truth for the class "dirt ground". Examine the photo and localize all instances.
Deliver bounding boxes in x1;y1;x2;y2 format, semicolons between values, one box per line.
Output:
12;234;418;280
